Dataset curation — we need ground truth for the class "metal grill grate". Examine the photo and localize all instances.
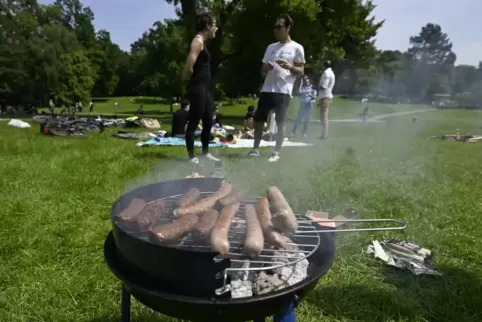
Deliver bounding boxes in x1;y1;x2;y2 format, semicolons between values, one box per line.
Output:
133;193;321;268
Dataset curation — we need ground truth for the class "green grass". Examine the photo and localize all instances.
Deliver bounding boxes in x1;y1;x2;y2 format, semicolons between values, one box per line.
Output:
1;100;482;321
36;96;429;131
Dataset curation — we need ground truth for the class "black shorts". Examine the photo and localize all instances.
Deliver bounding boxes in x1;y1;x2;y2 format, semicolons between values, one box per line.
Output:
254;92;291;124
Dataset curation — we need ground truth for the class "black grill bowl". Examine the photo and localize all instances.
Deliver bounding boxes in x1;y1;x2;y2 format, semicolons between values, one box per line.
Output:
104;227;335;322
110;178;335;308
112;178;235;297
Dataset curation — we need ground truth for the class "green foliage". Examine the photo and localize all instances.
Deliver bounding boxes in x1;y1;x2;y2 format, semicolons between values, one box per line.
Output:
1;0;481;106
52;51;95;104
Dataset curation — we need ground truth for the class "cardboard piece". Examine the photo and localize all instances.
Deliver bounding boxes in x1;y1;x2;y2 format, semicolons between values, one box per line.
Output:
305;210;359;228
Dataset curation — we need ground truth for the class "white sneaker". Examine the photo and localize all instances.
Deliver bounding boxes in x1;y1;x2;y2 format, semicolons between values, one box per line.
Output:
268;151;280;162
248;149;260;157
203;153;220;162
189;157;200;164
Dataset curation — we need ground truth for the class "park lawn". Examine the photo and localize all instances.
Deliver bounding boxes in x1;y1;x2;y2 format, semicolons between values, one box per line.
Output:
36;97;429;129
1;105;482;321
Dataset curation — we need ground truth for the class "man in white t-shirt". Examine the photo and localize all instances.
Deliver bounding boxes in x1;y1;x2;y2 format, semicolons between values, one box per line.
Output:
248;14;305;162
318;61;335;139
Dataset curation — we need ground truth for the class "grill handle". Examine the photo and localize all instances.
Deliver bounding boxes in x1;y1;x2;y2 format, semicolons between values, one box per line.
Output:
295;218;407;234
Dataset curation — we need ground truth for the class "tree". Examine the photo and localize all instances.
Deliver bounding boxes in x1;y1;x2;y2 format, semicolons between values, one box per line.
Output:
408;23;456;66
91;30;125;97
405;23;457;101
165;0;383;96
52;51;96;104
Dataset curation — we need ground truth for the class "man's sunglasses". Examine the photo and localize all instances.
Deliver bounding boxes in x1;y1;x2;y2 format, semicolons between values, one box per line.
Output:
274;24;284;30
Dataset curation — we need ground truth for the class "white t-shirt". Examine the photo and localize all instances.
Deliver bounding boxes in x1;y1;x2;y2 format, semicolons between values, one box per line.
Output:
318;68;336;99
261;41;305;96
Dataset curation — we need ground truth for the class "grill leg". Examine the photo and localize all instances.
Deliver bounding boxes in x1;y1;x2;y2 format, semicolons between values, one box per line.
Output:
273;301;296;322
121;284;131;322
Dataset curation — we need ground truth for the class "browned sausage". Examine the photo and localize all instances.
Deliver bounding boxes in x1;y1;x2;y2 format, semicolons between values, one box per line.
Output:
256;197;290;249
174;181;233;216
136;200;165;232
177;188;200;207
267;186;298;234
118;199;146;221
174;194;218;217
243;204;264;257
117;199;147;231
148;214;199;243
213;180;234;199
218;189;245;207
210;202;239;256
191;209;219;241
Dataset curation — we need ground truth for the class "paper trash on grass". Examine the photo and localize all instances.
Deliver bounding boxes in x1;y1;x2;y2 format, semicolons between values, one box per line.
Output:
305;210;359;228
366;239;441;276
8;119;31;128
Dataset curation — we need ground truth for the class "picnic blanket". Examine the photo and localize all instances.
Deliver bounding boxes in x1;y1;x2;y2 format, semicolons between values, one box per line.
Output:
226;138;312;148
114;130;167;140
136;137;227;148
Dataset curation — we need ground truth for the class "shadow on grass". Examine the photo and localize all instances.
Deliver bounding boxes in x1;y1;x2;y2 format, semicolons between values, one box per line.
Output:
134;98;171;105
122;110;174;117
309;266;482;321
92;98;109;103
88;313;173;322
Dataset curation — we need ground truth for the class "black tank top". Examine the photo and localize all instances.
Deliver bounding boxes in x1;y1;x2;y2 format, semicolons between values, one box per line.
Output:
189;35;211;86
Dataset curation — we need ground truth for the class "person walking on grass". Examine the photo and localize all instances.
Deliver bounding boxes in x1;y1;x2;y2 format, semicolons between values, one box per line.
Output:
318;61;335;139
114;100;119;114
291;75;316;137
183;12;220;164
248;14;305;162
49;99;55;117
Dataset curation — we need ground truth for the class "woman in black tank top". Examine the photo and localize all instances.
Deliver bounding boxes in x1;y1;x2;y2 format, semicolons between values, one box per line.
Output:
183;12;219;164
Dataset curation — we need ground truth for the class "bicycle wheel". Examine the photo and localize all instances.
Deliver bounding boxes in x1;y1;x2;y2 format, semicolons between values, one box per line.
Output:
32;115;53;124
46;128;89;138
71;122;103;133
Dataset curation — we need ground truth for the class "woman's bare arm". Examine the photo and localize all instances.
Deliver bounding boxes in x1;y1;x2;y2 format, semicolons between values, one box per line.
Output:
184;37;204;77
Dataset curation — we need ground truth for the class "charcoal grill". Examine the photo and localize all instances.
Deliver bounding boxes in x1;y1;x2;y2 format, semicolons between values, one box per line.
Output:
105;177;406;322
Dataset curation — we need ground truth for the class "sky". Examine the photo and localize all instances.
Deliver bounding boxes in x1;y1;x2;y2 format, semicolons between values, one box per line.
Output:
39;0;481;66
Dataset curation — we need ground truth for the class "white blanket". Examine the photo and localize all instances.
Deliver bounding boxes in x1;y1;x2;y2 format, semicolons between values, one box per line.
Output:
227;138;312;149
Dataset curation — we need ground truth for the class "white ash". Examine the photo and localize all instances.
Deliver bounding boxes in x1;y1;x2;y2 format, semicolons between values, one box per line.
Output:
229;247;309;299
230;280;253;298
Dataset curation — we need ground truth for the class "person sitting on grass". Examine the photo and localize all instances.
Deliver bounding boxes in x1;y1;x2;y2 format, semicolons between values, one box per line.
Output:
212;105;222;128
171;99;190;137
137;104;144;118
244;106;256;131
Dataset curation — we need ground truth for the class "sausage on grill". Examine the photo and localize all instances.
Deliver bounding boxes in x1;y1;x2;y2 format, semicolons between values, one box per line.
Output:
267;186;298;235
213;180;234;199
177;188;200;207
210;202;239;257
136;200;165;232
148;214;199;243
174;181;233;216
256;197;290;249
243;204;264;258
191;209;219;241
218;189;245;207
118;199;146;221
117;199;147;230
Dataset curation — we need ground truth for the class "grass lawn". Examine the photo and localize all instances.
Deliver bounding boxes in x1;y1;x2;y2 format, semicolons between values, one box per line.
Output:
36;96;429;131
1;101;482;321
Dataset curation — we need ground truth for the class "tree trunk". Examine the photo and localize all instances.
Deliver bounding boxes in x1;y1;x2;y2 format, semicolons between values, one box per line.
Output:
180;0;197;31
